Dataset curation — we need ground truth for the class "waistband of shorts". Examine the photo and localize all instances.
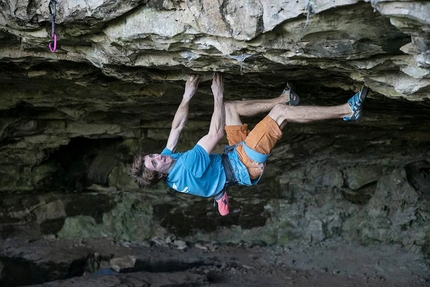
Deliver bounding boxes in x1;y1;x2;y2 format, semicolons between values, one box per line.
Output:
221;153;237;186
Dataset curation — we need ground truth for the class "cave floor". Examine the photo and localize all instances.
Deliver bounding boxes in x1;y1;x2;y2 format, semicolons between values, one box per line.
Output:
1;237;428;287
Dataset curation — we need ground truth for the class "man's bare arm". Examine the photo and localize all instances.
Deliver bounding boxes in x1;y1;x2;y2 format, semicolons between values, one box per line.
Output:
197;73;225;155
166;75;201;152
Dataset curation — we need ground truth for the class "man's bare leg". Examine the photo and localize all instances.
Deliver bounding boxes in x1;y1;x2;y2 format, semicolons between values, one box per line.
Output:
225;89;294;125
268;103;352;129
269;86;369;128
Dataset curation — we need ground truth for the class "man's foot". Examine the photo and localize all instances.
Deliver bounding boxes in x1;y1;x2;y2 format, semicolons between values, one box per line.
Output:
282;82;300;106
215;191;229;216
343;86;369;121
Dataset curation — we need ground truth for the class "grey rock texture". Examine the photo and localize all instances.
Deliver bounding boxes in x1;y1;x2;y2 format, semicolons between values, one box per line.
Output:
1;1;430;285
0;238;428;287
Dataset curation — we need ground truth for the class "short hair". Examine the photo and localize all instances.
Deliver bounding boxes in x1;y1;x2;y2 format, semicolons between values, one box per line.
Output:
130;153;164;188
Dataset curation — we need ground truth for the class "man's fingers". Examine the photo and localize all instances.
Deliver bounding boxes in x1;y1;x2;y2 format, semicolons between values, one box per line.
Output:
188;74;200;82
212;72;223;83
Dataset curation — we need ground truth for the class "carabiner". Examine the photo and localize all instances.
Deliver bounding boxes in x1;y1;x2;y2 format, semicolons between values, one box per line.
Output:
49;0;56;18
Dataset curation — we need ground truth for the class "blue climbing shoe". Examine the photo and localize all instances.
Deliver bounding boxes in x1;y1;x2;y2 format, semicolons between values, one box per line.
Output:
343;86;369;121
283;82;300;106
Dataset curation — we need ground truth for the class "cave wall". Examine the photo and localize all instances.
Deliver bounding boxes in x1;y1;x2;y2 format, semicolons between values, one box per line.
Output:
0;0;430;257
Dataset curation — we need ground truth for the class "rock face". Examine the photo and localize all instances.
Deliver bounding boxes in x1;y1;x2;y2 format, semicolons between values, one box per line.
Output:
1;0;430;271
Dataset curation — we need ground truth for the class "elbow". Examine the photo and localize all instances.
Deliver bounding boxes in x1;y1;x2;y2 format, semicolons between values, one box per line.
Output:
215;129;225;141
172;122;186;133
209;129;224;142
217;129;225;140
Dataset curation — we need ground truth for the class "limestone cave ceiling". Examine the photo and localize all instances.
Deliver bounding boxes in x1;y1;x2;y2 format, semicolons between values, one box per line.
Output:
0;0;430;193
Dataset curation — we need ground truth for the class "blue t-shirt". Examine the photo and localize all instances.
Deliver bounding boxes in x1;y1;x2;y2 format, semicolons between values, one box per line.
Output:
161;145;226;197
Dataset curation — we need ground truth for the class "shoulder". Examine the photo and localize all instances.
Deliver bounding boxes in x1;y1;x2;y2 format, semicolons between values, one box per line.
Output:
176;145;211;173
185;144;211;159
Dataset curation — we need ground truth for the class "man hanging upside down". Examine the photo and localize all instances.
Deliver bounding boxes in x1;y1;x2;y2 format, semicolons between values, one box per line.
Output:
131;73;369;216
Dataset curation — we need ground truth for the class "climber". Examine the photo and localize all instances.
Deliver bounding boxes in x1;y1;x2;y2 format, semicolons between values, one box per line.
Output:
130;73;369;216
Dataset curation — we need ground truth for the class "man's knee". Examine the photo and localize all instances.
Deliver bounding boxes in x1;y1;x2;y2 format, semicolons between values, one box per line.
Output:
269;103;286;118
268;103;287;126
224;101;243;126
224;101;236;112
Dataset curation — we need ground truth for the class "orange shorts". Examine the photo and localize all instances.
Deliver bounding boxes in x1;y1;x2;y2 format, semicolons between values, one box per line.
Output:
225;115;282;179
